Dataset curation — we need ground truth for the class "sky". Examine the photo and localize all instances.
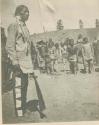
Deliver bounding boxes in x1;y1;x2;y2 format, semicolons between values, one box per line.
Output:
1;0;99;34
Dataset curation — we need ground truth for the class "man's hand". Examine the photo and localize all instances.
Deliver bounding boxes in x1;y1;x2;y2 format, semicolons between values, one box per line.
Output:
13;64;22;76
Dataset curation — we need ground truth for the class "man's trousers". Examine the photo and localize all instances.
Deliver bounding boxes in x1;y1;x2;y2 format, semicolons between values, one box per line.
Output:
13;73;28;117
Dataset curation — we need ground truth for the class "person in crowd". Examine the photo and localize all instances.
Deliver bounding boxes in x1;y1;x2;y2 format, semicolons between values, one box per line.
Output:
48;38;57;73
67;39;77;74
96;39;99;65
54;43;60;62
6;5;46;118
45;54;52;74
58;42;63;63
76;34;84;70
36;40;47;73
93;37;99;65
82;37;94;73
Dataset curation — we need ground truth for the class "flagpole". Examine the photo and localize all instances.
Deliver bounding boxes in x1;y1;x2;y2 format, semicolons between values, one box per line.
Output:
37;0;46;33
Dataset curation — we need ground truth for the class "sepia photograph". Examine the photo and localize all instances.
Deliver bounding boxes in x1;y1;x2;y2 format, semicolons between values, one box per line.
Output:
1;0;99;124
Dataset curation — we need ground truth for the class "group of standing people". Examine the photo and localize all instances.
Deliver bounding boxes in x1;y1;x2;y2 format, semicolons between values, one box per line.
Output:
35;34;98;75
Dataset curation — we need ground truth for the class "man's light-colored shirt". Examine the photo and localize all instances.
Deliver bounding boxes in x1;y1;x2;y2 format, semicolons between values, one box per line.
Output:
6;17;34;73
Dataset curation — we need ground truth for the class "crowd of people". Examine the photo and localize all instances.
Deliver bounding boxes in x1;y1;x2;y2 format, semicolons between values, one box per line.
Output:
32;35;99;75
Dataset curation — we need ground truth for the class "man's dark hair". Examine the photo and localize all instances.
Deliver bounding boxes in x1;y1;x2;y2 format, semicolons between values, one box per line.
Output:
15;5;29;16
83;37;88;42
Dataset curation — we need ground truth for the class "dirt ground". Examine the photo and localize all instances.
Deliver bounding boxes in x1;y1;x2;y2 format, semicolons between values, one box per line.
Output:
2;63;99;123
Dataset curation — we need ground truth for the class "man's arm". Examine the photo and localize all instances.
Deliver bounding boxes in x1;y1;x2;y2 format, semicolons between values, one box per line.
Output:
6;23;19;65
90;43;94;57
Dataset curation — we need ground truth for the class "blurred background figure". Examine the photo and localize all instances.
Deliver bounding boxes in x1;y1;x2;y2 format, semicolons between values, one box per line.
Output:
76;34;84;71
93;37;99;66
67;39;77;74
82;37;94;73
48;38;57;73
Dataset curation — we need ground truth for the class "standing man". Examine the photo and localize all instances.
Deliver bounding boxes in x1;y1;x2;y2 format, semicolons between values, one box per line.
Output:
67;39;77;74
82;37;94;73
93;37;99;65
48;38;56;73
6;5;46;117
76;34;84;70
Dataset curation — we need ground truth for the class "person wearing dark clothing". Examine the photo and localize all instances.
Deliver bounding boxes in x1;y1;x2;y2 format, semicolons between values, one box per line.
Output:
67;39;77;74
